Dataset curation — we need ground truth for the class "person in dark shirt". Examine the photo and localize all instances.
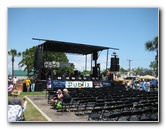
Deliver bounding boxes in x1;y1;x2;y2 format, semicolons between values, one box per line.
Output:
8;89;27;112
8;89;22;106
150;79;157;92
62;89;71;111
63;89;71;103
50;89;63;108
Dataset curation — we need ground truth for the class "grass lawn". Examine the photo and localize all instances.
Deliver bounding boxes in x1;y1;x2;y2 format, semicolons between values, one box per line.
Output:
8;92;48;122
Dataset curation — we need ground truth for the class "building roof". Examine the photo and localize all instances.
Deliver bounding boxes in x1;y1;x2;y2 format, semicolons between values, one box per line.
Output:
14;70;34;76
34;38;119;55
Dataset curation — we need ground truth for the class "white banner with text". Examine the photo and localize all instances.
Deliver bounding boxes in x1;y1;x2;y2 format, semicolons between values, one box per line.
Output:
65;81;93;88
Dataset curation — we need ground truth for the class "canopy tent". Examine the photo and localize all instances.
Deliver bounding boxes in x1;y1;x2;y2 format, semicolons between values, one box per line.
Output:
115;77;124;81
139;75;156;80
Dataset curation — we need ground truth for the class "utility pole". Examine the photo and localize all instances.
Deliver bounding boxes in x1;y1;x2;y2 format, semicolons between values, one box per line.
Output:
127;59;132;71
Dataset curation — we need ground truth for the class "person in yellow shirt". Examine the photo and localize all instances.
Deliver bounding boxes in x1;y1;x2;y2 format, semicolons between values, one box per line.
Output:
24;78;31;92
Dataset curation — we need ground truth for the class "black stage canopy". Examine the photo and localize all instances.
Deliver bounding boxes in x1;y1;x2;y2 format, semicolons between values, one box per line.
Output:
33;38;117;55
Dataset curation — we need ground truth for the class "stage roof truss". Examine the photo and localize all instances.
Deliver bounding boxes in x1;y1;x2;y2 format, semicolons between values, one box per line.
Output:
33;38;119;75
37;39;112;55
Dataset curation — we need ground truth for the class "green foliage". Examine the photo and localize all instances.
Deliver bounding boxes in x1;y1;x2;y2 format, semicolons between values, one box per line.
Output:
18;46;74;78
116;73;121;78
82;70;92;75
119;67;128;72
145;36;158;76
19;46;36;77
43;51;74;78
116;66;154;76
43;51;69;63
145;36;158;52
149;61;158;75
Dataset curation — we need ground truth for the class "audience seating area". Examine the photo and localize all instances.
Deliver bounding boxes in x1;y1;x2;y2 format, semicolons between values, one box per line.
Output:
47;85;158;121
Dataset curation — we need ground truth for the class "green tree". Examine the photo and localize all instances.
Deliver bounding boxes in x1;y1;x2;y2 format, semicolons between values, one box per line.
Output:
149;61;158;75
145;36;158;76
8;49;21;77
132;67;145;76
19;46;36;77
119;67;128;73
19;46;73;79
43;51;72;78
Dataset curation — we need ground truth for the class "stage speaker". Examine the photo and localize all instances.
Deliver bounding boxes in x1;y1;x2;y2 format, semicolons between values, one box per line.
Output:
93;67;97;77
34;46;43;70
77;76;82;80
91;77;95;80
34;48;38;70
34;60;38;70
66;77;70;80
93;51;98;60
111;57;119;65
37;46;43;60
97;63;100;68
74;70;78;76
40;68;46;80
35;83;43;91
110;65;120;71
110;73;114;81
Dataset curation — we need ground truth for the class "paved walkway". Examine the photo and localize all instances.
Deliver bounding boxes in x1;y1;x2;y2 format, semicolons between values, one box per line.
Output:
28;96;88;122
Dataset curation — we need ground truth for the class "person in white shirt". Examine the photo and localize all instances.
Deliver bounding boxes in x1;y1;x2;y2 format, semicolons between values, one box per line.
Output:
12;77;18;89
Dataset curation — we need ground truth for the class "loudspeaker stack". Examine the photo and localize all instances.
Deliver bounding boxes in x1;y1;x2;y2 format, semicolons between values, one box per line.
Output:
110;57;120;71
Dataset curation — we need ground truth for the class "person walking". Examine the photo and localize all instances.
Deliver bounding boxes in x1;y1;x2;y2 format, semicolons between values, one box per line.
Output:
47;78;52;90
150;79;157;92
24;77;31;92
31;77;36;92
12;76;18;89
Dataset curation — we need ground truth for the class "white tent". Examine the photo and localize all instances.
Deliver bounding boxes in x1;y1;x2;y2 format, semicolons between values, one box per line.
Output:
139;75;156;80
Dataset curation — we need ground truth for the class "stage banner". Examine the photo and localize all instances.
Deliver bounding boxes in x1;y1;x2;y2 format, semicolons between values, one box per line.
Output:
66;81;93;88
52;80;66;89
102;81;112;87
93;81;102;88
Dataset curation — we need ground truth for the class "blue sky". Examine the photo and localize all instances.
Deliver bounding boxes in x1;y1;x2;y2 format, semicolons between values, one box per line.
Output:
8;8;158;74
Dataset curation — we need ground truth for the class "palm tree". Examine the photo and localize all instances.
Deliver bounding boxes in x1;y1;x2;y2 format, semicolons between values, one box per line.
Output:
8;49;21;77
145;36;158;76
